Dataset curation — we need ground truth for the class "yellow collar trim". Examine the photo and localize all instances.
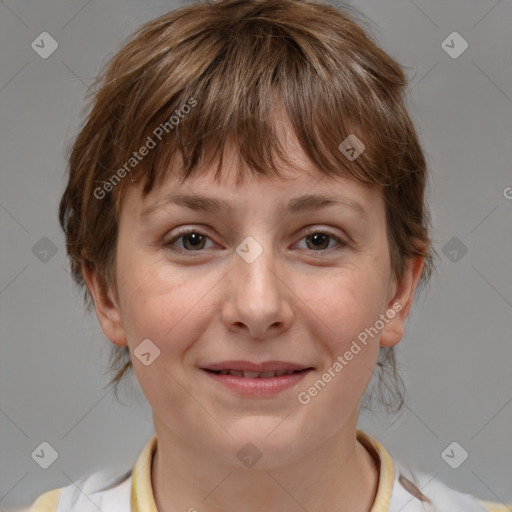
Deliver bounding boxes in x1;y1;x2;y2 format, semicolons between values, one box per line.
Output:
131;429;395;512
130;434;158;512
356;429;395;512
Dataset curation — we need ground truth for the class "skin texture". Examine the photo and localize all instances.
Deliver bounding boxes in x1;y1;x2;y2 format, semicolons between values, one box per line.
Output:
84;118;425;512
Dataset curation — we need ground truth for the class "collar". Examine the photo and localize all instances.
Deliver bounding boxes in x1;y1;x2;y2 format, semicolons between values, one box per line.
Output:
130;429;395;512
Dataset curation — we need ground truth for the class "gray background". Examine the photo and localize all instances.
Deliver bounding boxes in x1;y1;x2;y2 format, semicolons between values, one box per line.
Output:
1;0;511;509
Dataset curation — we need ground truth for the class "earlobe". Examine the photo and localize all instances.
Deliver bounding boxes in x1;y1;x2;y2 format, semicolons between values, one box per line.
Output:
82;263;128;347
379;254;425;348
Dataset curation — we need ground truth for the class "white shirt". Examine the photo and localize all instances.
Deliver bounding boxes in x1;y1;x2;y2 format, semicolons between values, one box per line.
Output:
29;429;511;512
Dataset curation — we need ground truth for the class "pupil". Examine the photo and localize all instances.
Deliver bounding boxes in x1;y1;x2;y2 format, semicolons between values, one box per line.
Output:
308;233;328;250
185;233;204;249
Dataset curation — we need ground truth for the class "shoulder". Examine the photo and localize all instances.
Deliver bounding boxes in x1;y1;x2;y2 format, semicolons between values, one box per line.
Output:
356;430;511;512
475;499;512;512
389;459;511;512
27;435;156;512
29;488;64;512
28;467;132;512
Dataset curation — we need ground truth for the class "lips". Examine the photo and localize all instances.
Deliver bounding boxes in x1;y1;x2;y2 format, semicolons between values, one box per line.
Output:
205;369;305;378
202;365;313;396
201;360;313;374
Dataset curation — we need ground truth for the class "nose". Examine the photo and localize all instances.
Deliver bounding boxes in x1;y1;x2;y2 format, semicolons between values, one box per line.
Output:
221;237;294;339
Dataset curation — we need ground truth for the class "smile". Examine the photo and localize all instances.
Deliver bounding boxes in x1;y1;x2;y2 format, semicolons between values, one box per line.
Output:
205;369;303;378
201;368;312;396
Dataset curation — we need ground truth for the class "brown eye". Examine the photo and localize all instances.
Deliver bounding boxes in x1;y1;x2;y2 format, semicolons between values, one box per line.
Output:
298;230;347;252
305;232;330;250
164;229;214;252
163;228;347;255
181;232;206;250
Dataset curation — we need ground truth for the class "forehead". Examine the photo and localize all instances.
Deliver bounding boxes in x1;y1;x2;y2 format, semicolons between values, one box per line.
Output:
120;113;383;222
142;167;374;214
120;161;386;242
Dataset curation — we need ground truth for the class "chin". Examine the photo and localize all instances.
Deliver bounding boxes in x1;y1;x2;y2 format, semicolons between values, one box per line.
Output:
219;423;310;467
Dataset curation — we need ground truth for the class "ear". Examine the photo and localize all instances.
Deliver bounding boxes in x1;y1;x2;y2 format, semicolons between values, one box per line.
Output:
82;263;128;347
379;252;425;348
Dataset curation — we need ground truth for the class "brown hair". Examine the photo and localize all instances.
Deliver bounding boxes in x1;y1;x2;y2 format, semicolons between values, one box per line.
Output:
59;0;437;414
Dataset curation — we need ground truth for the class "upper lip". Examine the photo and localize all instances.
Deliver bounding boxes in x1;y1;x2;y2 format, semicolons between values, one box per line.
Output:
201;361;313;372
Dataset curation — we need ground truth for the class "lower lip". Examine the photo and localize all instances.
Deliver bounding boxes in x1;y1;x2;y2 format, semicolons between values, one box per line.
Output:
201;369;312;396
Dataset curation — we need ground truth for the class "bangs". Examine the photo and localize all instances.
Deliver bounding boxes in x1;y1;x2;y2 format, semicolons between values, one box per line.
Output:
104;1;409;218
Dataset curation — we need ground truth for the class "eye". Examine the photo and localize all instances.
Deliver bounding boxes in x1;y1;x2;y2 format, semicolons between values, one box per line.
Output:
163;229;216;252
163;227;347;254
295;229;348;252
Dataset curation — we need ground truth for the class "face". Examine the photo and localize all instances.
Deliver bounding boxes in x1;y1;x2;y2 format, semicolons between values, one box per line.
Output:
87;136;423;469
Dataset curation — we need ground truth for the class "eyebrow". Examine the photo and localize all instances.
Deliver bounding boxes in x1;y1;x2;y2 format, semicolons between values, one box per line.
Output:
140;193;369;219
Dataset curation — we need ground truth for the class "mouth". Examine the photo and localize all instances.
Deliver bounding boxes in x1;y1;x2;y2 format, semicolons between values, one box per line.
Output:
200;367;314;396
203;368;310;378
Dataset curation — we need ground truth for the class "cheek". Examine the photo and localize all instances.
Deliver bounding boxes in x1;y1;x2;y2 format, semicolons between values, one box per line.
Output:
309;265;389;349
297;273;384;409
116;252;217;366
116;264;208;406
120;269;194;340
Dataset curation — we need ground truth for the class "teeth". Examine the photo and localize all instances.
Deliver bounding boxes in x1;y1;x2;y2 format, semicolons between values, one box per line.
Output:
213;369;301;378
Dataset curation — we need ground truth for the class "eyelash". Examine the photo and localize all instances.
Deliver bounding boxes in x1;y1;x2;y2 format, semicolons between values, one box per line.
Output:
162;227;348;255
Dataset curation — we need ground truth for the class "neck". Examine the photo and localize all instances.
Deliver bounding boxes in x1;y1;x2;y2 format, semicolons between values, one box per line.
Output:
151;415;379;512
